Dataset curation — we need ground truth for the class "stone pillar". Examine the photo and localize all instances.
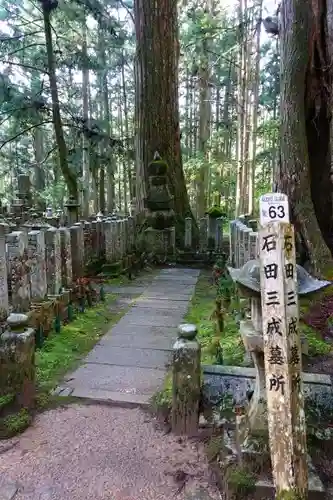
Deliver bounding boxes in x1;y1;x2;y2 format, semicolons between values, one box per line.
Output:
127;216;135;251
104;220;114;263
243;227;252;264
69;225;84;280
208;216;217;249
83;220;93;266
249;231;258;260
0;313;35;409
17;174;32;208
238;224;245;267
216;217;223;252
7;231;30;312
45;228;61;295
199;216;208;252
172;324;201;436
0;222;9;322
59;227;72;289
27;229;47;301
90;220;99;261
184;217;192;249
229;220;237;266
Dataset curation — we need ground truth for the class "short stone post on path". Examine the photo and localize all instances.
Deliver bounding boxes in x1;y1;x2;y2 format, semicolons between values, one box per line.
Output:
172;324;201;436
259;193;307;498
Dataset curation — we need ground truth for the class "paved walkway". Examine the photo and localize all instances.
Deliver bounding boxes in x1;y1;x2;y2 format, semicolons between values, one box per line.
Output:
57;267;200;406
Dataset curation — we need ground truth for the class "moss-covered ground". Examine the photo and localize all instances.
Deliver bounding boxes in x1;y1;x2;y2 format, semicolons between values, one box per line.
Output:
186;270;330;365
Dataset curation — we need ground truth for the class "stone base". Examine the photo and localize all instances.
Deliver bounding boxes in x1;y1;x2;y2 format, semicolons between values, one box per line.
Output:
0;328;35;410
145;227;175;257
28;299;55;338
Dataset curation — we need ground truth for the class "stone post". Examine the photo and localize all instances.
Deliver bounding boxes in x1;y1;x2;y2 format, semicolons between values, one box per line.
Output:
59;227;73;289
0;313;35;409
83;220;93;266
45;227;62;295
249;231;258;260
17;174;32;208
27;229;47;301
184;217;192;249
64;197;80;226
243;227;251;264
69;225;84;280
172;324;201;436
7;231;30;312
103;220;114;263
199;216;208;252
229;220;237;266
127;216;135;251
259;221;307;498
216;217;223;252
0;222;9;322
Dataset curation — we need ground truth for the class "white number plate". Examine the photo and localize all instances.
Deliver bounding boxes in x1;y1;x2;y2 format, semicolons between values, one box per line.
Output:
259;192;290;225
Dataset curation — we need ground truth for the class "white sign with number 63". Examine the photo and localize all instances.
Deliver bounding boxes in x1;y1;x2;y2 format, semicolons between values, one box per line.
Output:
259;192;290;226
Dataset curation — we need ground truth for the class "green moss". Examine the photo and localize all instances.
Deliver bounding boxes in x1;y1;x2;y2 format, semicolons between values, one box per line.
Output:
1;408;31;437
0;393;15;410
276;491;306;500
300;322;330;356
35;295;120;395
206;205;226;218
151;371;172;411
186;271;244;365
227;465;256;498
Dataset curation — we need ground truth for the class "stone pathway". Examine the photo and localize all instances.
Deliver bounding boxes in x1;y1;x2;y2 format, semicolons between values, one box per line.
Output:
56;267;200;407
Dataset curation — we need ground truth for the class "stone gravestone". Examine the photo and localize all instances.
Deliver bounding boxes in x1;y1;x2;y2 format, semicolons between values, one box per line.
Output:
27;230;47;301
0;222;9;321
184;217;192;249
69;225;84;280
45;228;62;295
6;231;30;312
59;227;72;289
259;193;307;498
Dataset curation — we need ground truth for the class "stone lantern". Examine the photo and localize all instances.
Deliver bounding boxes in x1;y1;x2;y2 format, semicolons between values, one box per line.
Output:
227;259;331;444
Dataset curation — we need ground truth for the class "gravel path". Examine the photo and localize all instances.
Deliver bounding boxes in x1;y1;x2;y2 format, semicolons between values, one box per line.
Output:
0;404;221;500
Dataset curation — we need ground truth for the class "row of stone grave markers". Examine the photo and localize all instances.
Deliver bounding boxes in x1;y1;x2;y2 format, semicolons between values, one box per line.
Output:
229;216;259;267
184;215;224;251
0;211;136;332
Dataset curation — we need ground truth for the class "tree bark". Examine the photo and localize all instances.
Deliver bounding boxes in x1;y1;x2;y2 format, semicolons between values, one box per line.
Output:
41;5;77;201
134;0;195;240
276;0;333;275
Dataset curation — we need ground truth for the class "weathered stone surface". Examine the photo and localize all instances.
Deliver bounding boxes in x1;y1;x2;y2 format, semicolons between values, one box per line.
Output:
85;346;172;369
28;229;47;301
69;225;84;280
115;309;183;327
99;330;176;350
0;223;9;321
45;227;61;295
133;298;189;312
7;230;30;312
66;363;166;395
0;326;35;409
59;227;72;288
172;332;201;436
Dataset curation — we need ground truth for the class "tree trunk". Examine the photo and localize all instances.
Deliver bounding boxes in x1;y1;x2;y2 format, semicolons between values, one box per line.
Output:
134;0;195;240
82;19;90;217
41;5;77;200
276;0;333;275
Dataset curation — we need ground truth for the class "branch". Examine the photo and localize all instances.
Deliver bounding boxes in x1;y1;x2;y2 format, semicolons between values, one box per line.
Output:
0;60;48;73
117;0;134;24
1;43;45;60
0;30;42;42
27;145;57;166
0;120;52;150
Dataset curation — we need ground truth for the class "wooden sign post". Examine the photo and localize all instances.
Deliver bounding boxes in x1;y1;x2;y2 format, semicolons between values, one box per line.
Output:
259;193;308;499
